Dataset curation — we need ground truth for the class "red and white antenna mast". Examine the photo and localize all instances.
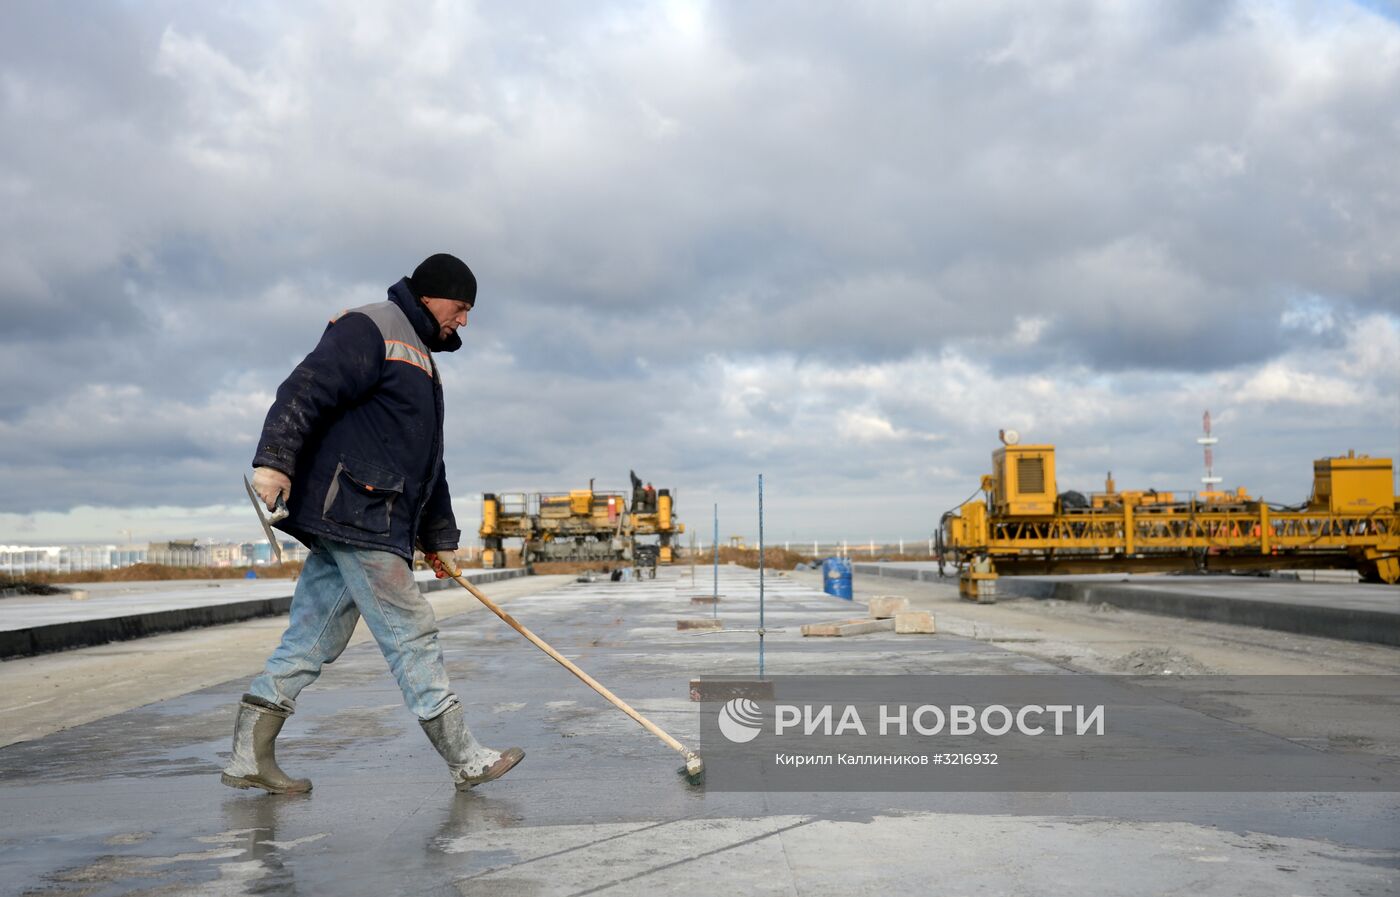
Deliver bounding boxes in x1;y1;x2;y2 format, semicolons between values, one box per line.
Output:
1197;410;1221;492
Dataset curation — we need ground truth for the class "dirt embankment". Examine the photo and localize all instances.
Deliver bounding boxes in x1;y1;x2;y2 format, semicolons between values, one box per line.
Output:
0;581;70;597
702;547;813;570
8;549;507;588
14;562;307;585
532;550;816;575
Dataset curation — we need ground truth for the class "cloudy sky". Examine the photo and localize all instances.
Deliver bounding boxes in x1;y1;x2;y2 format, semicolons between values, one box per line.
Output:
1;0;1397;547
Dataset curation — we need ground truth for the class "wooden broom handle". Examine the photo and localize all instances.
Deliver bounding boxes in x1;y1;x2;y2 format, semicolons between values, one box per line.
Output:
440;561;689;757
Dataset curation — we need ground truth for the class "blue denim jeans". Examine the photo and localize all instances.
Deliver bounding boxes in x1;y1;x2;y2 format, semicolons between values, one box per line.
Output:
249;537;456;720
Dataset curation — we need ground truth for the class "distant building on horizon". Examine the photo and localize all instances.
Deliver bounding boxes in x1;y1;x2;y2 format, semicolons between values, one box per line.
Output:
146;540;203;567
1;544;138;575
1;539;308;575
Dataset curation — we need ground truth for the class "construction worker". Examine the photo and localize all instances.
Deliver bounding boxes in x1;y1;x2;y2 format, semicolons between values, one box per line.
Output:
224;253;524;794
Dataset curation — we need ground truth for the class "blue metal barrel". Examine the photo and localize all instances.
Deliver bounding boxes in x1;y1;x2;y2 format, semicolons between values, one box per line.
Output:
821;557;853;600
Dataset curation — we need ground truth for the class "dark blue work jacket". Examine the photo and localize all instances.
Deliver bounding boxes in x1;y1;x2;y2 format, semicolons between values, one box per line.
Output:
253;279;462;560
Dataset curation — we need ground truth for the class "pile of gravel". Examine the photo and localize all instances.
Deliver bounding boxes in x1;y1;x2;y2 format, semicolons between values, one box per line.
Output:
0;581;69;599
1109;646;1217;676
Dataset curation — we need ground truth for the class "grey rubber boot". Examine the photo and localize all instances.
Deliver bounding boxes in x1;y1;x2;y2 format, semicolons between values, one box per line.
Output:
220;694;312;794
420;701;524;791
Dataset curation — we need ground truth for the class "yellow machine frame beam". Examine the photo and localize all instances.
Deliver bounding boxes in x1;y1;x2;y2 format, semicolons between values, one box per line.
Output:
975;506;1399;555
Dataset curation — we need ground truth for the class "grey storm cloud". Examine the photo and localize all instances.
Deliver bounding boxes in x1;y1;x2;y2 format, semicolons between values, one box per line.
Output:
1;0;1397;538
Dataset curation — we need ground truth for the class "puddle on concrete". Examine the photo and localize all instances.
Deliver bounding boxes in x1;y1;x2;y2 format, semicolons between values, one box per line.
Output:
263;833;330;850
196;828;263;845
103;831;153;846
48;847;246;883
31;819;334;895
433;846;521;877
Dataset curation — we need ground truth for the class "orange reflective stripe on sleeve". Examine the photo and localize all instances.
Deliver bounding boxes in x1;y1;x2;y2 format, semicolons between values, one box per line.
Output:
384;339;432;376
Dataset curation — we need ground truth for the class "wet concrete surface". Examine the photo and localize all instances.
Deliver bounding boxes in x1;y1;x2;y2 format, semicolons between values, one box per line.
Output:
1;568;1397;895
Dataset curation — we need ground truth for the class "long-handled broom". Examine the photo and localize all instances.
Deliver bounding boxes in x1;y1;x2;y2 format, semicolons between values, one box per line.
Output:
436;557;705;785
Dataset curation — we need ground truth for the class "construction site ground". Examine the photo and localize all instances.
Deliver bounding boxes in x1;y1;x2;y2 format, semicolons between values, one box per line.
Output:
0;566;1396;896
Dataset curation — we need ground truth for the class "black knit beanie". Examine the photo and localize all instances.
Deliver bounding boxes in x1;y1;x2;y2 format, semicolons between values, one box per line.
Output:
409;253;477;307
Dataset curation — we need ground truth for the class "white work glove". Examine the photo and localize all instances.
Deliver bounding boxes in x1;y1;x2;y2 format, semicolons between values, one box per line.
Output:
425;549;459;579
251;466;292;512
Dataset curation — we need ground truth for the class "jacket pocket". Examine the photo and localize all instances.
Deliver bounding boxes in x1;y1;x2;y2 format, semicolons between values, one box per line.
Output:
323;458;405;535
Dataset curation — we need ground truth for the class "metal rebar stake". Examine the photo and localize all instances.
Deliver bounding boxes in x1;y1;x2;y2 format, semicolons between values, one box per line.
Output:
758;473;765;679
712;503;719;619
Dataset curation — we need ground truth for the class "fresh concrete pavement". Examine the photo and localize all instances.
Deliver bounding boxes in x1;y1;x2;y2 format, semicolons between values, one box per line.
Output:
1;566;1397;895
830;564;1400;677
0;571;540;747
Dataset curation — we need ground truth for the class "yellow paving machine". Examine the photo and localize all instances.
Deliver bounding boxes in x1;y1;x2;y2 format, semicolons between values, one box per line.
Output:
941;434;1400;601
479;471;683;568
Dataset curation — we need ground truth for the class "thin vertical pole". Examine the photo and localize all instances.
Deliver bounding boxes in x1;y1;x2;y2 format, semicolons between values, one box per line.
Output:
712;503;719;618
758;473;765;679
